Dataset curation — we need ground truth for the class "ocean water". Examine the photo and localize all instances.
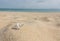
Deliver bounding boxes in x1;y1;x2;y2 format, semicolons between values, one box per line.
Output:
0;9;60;12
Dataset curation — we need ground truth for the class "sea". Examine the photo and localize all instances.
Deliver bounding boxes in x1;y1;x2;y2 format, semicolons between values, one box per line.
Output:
0;8;60;12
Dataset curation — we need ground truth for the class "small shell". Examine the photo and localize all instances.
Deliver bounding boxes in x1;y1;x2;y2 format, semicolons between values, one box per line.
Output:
11;23;24;30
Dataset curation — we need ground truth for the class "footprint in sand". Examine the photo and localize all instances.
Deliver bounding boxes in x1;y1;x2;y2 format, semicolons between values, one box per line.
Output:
0;24;16;41
34;17;51;22
0;22;24;41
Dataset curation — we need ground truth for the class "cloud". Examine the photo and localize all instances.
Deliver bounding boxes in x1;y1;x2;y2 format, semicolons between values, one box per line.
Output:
24;0;60;9
0;0;60;9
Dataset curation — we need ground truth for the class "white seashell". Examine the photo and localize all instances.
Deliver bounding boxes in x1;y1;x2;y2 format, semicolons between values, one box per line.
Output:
12;22;24;30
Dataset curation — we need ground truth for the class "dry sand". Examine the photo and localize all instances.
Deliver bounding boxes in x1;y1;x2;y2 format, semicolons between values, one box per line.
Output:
0;12;60;41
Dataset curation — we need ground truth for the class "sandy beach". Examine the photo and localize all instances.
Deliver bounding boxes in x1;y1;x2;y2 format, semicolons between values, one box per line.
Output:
0;12;60;41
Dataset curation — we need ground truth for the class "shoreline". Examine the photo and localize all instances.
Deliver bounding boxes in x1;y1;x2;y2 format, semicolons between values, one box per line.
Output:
0;10;60;13
0;11;60;13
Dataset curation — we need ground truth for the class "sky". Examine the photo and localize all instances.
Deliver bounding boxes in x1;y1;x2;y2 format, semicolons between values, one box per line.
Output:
0;0;60;9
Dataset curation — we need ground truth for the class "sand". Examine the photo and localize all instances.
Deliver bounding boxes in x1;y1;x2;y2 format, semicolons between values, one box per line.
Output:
0;12;60;41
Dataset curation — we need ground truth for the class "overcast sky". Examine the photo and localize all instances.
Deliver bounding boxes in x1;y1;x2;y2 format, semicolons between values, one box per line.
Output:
0;0;60;9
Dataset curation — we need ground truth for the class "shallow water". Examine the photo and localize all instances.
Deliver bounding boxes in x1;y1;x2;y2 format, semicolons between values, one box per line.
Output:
0;9;60;12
